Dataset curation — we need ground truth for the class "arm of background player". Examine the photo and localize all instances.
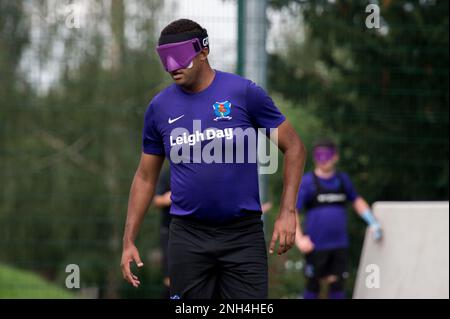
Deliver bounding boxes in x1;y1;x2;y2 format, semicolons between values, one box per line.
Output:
342;173;382;235
153;191;172;208
353;196;371;215
353;196;382;240
295;211;315;254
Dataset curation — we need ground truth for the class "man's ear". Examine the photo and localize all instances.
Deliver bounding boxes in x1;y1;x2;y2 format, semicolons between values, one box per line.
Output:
200;48;209;61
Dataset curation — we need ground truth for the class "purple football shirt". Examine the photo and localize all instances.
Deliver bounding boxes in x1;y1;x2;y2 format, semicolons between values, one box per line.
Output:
143;70;286;224
296;172;358;250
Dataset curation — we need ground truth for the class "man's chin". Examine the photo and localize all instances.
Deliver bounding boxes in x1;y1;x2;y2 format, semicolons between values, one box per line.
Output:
173;78;187;86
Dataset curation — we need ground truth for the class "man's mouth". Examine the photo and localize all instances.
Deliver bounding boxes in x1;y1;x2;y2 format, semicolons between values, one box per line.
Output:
171;71;184;80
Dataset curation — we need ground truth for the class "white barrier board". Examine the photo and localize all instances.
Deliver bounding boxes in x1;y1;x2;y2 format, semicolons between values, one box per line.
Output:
353;202;449;299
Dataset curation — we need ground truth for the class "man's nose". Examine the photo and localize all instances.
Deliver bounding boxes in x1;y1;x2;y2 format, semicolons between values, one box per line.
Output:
166;56;183;72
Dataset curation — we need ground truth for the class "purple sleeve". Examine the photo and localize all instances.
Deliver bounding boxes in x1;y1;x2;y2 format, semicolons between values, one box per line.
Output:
340;173;359;202
142;103;165;156
296;176;311;212
246;81;286;129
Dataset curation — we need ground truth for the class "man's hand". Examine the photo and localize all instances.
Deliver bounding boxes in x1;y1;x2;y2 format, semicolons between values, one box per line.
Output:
121;243;144;288
269;210;297;255
297;235;315;254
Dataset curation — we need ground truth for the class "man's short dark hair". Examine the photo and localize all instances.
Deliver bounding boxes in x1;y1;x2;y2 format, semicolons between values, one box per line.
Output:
313;138;338;150
161;19;204;36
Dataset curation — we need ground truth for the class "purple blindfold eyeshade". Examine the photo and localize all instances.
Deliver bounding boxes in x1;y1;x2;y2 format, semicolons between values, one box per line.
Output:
156;38;202;72
313;147;337;163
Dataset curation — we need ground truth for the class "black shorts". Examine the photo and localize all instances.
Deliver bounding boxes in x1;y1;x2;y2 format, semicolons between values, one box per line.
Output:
168;214;268;299
304;248;348;279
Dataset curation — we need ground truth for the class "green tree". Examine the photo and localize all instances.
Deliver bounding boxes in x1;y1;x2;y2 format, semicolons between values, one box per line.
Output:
1;0;167;298
267;0;449;297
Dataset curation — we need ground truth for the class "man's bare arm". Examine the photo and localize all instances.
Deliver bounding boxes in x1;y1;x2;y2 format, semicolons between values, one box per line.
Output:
269;120;307;255
121;152;164;287
123;153;164;244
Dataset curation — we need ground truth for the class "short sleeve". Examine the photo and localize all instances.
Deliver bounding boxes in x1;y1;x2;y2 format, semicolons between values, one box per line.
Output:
142;102;165;156
340;173;359;202
296;177;311;212
246;81;286;129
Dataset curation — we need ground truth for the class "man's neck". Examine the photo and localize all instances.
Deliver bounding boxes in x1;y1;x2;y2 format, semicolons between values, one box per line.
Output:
182;67;216;93
314;167;336;179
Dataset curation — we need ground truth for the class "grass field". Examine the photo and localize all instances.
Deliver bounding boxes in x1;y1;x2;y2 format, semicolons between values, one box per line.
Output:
0;264;73;299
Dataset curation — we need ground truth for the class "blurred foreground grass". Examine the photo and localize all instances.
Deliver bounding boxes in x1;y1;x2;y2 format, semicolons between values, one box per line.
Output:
0;263;73;299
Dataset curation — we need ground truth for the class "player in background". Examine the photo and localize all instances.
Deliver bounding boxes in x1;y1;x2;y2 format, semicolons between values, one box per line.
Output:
295;138;382;299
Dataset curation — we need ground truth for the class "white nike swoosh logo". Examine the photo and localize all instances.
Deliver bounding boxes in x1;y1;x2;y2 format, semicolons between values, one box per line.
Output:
168;115;184;124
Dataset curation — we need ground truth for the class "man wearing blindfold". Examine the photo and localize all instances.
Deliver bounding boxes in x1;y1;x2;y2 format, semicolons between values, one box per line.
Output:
295;138;382;299
121;19;306;299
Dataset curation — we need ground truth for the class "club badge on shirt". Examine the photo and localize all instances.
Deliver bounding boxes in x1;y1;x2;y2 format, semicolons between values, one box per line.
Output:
213;101;232;121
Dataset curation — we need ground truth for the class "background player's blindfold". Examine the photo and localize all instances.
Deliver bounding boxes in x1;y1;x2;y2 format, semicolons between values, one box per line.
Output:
156;29;209;72
313;146;337;163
